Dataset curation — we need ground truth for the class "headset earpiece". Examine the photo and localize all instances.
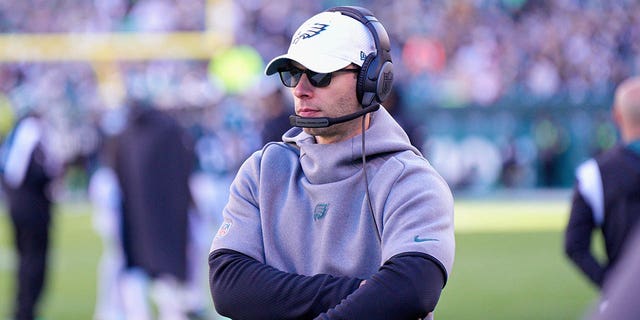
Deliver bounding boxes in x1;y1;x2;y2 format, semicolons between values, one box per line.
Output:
375;59;394;103
327;6;394;108
360;52;394;107
357;53;375;106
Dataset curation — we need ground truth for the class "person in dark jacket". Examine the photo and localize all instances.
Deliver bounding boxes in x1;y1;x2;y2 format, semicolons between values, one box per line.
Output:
113;100;196;320
1;112;62;320
564;76;640;289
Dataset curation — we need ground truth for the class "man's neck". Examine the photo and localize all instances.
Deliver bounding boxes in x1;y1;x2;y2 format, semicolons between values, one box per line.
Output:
314;114;371;144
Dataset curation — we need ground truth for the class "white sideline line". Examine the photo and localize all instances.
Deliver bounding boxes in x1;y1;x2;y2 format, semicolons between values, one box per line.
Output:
0;247;15;271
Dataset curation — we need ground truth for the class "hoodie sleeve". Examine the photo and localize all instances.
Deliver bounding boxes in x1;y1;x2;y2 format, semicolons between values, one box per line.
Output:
315;252;445;320
209;249;444;320
209;249;361;319
374;154;455;278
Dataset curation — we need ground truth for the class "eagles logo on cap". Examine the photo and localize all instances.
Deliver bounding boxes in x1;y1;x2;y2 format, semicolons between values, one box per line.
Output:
264;11;375;75
292;23;329;44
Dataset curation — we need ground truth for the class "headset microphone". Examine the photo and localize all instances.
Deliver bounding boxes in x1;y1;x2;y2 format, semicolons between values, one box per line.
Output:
289;104;380;128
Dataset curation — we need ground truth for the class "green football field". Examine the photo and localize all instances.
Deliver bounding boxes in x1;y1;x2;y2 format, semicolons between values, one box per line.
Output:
0;195;599;319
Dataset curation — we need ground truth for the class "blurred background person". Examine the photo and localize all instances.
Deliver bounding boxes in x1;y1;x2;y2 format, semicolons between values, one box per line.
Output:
0;108;64;320
382;84;426;151
112;98;196;320
259;85;294;146
564;76;640;289
87;130;125;320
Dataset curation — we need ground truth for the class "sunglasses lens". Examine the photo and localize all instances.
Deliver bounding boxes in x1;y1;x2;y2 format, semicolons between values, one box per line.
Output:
307;71;332;87
279;69;302;87
278;67;333;88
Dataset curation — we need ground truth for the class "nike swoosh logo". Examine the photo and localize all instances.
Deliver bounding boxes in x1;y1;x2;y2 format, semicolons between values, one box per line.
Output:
414;235;439;243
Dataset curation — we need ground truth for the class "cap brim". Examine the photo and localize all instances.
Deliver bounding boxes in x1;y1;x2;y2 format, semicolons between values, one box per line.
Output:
264;52;351;75
264;55;291;75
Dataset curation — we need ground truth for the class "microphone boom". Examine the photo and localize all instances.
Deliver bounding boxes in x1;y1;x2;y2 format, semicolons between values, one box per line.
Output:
289;104;380;128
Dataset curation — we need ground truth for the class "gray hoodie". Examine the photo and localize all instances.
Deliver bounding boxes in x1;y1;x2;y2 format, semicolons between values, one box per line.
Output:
211;106;454;280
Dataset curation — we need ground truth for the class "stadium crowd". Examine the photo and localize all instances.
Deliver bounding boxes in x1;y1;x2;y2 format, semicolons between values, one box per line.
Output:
0;0;639;190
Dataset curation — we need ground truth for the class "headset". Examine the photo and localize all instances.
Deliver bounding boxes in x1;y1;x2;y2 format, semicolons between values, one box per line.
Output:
328;6;394;108
289;6;394;128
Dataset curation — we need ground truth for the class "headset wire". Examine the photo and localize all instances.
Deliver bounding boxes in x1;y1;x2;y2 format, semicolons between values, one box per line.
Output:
361;114;382;243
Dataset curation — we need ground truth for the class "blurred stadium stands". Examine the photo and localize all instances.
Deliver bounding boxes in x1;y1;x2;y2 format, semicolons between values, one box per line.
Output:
0;0;638;193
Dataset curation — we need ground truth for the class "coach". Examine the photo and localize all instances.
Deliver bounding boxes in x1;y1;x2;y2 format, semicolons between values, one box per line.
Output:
208;6;454;320
564;76;640;288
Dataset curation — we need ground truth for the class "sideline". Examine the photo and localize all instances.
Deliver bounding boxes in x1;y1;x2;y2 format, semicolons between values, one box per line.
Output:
454;189;571;233
1;189;574;236
0;247;13;271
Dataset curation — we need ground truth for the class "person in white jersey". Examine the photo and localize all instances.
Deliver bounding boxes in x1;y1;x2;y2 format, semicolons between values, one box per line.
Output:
209;6;455;319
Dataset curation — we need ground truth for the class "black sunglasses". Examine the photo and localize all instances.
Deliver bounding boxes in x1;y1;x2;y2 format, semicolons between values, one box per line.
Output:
278;66;360;88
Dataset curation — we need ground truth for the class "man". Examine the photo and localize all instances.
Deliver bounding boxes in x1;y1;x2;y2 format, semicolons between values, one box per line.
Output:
209;6;455;319
564;76;640;288
1;111;62;320
113;100;196;320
